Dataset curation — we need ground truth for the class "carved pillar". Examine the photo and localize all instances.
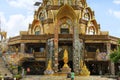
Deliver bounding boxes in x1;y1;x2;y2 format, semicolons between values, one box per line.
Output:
54;23;59;72
44;39;54;74
20;43;25;53
73;22;83;75
46;39;54;67
107;42;111;54
107;43;115;75
46;40;49;66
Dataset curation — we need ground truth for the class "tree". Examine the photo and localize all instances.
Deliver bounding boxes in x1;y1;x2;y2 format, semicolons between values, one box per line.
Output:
109;40;120;76
110;40;120;63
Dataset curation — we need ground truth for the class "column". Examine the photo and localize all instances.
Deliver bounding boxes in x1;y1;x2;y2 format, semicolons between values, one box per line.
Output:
46;39;54;67
49;39;54;62
54;24;59;72
46;40;49;67
20;43;25;53
73;23;83;75
106;42;111;54
44;39;54;75
107;43;115;75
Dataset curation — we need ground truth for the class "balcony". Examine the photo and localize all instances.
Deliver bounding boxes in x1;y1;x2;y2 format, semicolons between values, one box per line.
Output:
84;52;109;61
34;52;46;58
84;52;96;61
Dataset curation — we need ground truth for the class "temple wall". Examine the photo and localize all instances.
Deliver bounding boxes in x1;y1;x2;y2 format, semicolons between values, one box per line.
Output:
80;23;86;34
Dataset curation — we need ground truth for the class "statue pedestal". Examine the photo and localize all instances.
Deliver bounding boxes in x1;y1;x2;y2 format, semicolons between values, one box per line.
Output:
61;67;71;73
44;70;54;75
44;60;54;75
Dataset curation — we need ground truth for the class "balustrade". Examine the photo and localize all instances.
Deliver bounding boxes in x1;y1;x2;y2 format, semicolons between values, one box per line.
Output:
34;52;46;58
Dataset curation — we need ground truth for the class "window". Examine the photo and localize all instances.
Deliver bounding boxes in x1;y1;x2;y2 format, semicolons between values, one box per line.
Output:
86;26;95;35
84;13;90;20
34;26;40;35
89;27;94;35
60;23;69;34
82;9;90;21
35;31;40;35
40;47;44;52
61;28;69;34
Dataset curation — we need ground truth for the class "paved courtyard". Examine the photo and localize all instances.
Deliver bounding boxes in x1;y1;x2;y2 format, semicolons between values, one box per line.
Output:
0;56;117;80
21;75;116;80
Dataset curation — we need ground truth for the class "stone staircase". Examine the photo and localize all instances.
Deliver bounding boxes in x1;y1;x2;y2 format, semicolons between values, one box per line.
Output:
0;57;12;77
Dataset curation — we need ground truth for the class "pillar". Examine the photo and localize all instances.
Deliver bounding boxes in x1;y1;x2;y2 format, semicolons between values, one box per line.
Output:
73;23;83;75
46;39;54;68
20;43;25;53
53;24;59;72
44;39;54;74
107;43;115;75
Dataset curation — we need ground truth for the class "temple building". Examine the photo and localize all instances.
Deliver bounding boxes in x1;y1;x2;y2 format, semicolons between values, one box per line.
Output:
8;0;120;75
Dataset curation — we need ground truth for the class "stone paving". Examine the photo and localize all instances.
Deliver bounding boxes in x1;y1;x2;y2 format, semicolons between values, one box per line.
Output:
21;75;116;80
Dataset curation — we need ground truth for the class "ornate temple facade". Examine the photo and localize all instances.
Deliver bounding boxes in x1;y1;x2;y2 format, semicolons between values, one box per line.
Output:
8;0;120;75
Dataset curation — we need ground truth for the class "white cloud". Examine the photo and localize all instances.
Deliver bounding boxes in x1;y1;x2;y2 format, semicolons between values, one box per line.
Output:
113;11;120;18
113;0;120;5
108;9;113;15
6;0;42;11
108;9;120;19
0;12;7;31
0;12;33;38
6;14;33;37
6;0;35;11
0;0;43;38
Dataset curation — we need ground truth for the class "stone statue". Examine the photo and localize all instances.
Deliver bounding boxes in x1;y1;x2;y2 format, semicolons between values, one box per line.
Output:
80;59;84;68
96;48;100;54
61;49;71;73
80;59;90;76
44;60;54;75
46;60;52;70
63;49;69;68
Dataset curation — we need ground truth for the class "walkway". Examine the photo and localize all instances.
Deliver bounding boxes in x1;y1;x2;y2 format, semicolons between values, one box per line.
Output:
22;75;116;80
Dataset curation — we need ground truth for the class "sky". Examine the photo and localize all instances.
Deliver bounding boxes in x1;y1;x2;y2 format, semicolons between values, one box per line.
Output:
0;0;120;38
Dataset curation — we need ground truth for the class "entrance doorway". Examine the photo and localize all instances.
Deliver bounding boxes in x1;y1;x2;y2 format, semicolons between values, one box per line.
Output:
85;61;109;75
22;60;46;75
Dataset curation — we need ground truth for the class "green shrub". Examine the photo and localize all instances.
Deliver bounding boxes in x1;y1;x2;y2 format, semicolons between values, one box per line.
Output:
13;74;22;79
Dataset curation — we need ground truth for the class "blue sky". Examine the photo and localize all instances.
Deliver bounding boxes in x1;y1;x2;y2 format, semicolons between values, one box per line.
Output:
0;0;120;38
